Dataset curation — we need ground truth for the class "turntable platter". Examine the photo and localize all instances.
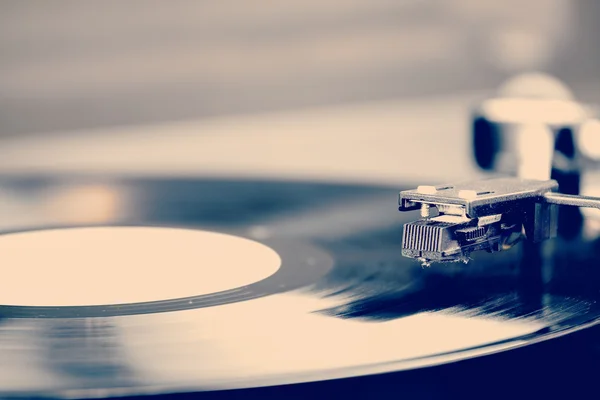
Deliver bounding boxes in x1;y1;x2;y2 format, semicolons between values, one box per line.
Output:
0;176;599;398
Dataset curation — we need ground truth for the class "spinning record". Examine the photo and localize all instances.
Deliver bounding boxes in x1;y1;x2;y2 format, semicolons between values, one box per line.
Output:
0;175;600;399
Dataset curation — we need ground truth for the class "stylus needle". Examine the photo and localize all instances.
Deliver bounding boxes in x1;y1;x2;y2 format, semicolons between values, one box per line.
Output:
543;192;600;209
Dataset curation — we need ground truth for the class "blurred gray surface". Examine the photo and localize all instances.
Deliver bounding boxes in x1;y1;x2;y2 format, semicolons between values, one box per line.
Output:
1;0;599;136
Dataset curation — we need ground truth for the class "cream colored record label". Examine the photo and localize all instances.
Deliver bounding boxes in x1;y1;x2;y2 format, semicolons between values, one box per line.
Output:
0;227;281;307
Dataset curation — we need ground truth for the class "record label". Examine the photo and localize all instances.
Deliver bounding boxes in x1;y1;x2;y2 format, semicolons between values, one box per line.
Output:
0;226;282;307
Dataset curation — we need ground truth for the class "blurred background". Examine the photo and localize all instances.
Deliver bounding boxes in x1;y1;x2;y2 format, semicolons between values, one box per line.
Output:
0;0;599;185
1;0;599;137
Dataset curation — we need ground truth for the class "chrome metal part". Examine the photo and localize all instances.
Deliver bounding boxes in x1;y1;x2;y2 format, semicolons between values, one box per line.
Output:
399;177;600;264
543;192;600;209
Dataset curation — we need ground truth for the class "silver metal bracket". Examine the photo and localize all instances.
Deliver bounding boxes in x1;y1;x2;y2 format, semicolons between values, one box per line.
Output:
399;177;600;264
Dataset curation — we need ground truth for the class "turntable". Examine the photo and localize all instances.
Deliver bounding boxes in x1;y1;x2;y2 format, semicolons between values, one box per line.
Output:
1;72;600;400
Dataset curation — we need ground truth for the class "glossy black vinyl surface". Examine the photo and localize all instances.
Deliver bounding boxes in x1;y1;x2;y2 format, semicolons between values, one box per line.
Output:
0;176;599;399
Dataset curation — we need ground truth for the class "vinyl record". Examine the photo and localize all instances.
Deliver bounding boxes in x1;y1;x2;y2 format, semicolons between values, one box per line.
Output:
0;175;600;399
